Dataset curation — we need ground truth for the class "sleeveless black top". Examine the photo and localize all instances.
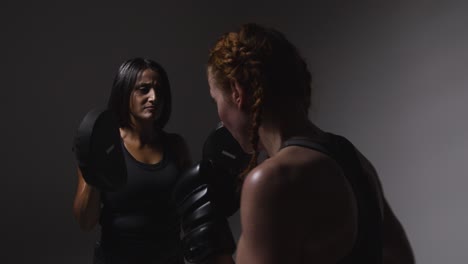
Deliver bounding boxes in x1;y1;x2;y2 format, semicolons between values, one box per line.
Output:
281;133;383;263
98;132;184;263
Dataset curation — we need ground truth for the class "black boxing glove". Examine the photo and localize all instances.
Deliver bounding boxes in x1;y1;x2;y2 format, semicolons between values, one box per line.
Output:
173;160;236;264
201;123;251;217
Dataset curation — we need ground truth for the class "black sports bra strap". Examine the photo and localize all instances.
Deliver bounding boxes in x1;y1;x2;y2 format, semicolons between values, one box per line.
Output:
280;137;332;157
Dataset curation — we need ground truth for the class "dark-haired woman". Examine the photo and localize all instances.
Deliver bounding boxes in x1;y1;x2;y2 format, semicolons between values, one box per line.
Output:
73;58;191;263
207;24;415;264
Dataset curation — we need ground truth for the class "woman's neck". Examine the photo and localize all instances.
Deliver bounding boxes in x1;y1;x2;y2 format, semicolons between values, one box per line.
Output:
120;121;159;147
259;118;322;157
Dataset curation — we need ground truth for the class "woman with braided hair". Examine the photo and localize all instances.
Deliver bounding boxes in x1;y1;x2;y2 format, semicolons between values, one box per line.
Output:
207;23;414;264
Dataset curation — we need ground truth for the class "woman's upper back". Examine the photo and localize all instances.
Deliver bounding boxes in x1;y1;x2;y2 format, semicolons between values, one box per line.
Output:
237;133;382;264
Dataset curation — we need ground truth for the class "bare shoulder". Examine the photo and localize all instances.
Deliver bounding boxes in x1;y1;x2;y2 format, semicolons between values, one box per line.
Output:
243;147;343;197
241;146;351;228
242;158;284;198
239;147;357;263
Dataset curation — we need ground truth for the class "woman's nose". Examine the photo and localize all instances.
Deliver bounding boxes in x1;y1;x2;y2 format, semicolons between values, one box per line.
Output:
148;88;157;102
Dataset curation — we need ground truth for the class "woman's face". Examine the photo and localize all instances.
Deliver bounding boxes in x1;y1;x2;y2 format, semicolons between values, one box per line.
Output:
207;69;253;153
129;69;161;124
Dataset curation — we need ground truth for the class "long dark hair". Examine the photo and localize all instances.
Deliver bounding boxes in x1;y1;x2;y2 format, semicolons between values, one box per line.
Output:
107;58;172;130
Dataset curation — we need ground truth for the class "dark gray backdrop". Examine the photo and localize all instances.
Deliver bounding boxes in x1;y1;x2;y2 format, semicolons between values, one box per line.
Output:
2;0;467;263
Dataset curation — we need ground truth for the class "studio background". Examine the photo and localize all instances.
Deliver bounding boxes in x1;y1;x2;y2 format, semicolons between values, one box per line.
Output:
2;0;467;263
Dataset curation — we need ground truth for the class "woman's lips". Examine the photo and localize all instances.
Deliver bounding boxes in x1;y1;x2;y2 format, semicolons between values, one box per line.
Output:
144;106;156;111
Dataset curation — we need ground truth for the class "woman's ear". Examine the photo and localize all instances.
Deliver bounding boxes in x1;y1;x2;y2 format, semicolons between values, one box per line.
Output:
230;80;246;109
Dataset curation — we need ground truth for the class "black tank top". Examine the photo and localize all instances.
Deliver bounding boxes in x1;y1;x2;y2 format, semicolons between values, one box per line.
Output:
281;133;383;263
99;132;183;263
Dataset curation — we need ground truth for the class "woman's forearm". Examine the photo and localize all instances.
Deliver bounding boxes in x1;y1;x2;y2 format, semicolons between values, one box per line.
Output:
73;169;101;231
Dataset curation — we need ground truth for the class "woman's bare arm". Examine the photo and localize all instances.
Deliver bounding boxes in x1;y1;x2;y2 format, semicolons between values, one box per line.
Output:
72;168;101;231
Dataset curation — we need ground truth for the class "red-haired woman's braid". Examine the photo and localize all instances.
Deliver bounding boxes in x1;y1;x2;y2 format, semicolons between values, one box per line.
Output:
238;81;263;184
208;23;314;188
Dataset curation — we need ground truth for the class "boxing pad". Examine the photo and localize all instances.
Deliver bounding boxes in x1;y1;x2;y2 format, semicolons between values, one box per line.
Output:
173;160;236;263
72;108;127;191
202;123;251;217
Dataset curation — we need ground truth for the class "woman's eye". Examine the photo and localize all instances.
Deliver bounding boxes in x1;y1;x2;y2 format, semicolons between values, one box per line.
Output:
139;86;150;93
